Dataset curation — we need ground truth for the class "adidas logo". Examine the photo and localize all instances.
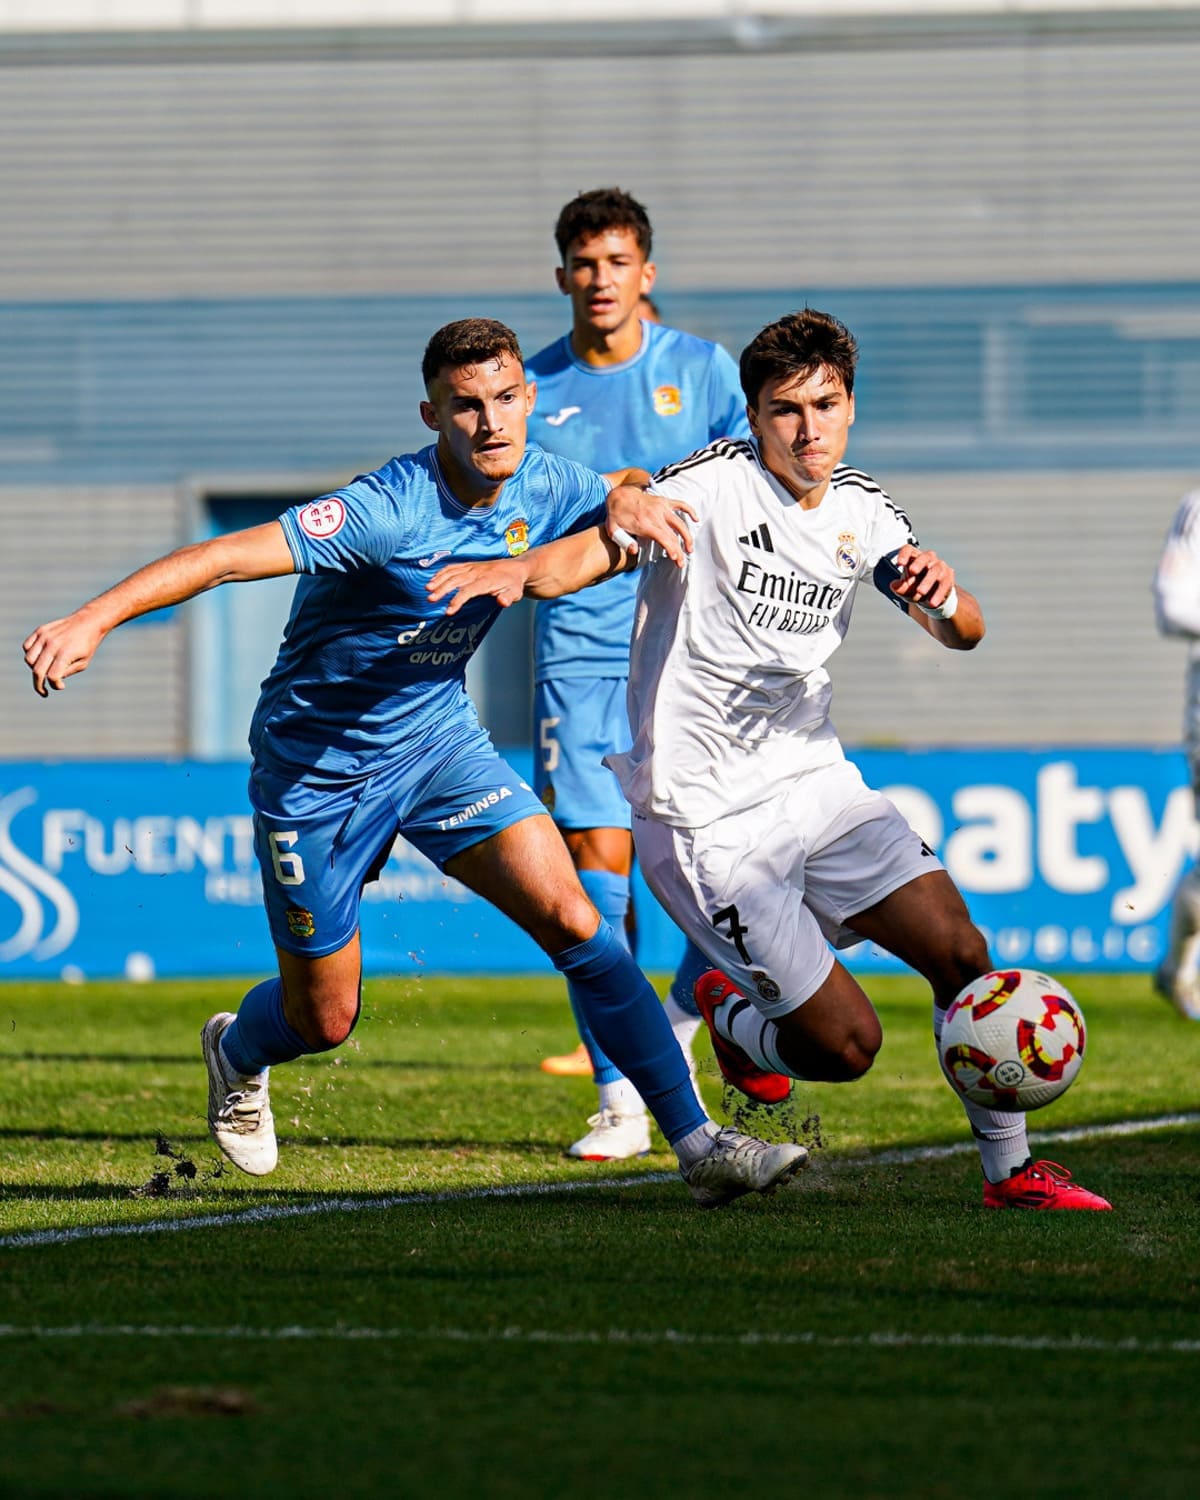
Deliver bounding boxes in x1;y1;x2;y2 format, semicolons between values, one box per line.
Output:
737;523;774;552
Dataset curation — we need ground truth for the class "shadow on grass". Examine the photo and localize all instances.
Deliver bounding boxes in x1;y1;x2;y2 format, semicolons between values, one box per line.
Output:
0;1126;579;1154
1;1173;671;1204
1;1052;543;1074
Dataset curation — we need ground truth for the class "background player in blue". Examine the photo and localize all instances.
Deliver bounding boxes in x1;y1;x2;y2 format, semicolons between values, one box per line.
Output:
22;317;806;1210
527;187;752;1160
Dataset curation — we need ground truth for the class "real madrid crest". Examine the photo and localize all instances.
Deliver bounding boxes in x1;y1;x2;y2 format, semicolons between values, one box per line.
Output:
835;531;861;576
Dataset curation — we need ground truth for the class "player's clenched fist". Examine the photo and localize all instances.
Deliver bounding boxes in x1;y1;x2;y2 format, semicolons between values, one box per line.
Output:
888;544;955;611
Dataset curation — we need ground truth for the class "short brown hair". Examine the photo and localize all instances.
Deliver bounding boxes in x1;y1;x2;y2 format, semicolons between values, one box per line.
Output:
739;309;858;406
554;187;653;261
421;318;524;390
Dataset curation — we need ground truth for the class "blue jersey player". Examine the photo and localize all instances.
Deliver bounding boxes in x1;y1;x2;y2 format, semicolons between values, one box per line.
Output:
22;317;806;1210
526;188;751;1160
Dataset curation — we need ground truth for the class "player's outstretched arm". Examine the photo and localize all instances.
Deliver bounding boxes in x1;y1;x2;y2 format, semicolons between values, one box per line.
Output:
429;526;632;617
23;521;296;697
889;544;985;650
602;467;653;490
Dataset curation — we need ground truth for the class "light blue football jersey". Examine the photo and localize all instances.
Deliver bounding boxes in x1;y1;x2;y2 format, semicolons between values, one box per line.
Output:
527;320;749;681
250;442;609;783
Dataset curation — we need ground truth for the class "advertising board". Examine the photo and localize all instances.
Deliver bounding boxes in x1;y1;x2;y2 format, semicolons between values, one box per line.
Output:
0;749;1192;980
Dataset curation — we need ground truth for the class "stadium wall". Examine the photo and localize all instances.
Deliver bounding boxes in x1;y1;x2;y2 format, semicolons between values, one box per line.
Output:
2;14;1199;759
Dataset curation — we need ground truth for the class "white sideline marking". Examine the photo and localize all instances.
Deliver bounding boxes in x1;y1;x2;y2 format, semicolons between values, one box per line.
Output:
835;1111;1200;1167
0;1323;1196;1357
2;1111;1196;1252
0;1173;681;1250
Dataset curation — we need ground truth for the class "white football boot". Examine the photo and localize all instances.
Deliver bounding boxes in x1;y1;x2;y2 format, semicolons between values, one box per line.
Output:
1153;934;1200;1021
566;1109;652;1161
681;1125;808;1209
201;1012;278;1176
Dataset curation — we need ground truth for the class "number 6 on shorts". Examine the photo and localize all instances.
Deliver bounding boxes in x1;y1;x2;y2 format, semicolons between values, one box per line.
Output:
269;830;306;886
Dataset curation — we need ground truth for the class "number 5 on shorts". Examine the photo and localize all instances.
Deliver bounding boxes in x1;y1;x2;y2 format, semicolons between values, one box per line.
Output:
539;716;561;773
269;830;306;886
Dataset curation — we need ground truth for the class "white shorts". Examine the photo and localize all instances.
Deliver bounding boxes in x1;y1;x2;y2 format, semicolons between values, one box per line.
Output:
632;758;942;1021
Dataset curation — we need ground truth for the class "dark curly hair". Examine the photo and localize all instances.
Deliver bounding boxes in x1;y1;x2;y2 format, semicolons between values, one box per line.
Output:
554;187;653;261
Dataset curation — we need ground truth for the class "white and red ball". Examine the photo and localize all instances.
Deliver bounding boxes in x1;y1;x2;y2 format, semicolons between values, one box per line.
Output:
940;969;1086;1112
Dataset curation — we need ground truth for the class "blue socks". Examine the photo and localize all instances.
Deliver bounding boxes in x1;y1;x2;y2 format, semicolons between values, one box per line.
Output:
552;921;706;1145
568;869;631;1086
667;939;710;1018
220;977;315;1076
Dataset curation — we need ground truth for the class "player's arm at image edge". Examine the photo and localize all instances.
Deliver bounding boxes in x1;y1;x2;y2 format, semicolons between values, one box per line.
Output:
24;521;296;696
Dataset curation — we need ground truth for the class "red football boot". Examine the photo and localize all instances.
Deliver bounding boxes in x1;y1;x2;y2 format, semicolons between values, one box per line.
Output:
982;1159;1113;1211
694;970;792;1106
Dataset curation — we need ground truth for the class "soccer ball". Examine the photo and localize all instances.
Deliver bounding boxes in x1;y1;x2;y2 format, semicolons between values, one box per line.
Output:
940;969;1086;1111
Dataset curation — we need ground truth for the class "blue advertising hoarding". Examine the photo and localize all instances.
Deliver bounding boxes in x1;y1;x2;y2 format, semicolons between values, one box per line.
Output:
0;749;1194;981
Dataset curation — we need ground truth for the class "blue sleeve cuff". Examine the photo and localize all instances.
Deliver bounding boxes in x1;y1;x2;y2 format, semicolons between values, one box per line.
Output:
873;549;911;613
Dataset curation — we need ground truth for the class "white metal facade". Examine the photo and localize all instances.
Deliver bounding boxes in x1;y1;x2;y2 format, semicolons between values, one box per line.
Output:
2;10;1198;756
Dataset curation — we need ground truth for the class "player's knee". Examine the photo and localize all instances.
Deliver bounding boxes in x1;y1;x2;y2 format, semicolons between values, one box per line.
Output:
932;922;992;1005
779;1015;881;1083
832;1018;883;1081
533;880;606;952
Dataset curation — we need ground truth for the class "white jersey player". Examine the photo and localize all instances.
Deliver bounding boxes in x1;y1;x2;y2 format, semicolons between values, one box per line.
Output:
1152;487;1200;1020
430;308;1112;1211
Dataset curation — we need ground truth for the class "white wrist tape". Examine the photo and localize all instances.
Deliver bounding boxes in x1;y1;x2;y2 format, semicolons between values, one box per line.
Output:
917;586;958;621
610;525;638;551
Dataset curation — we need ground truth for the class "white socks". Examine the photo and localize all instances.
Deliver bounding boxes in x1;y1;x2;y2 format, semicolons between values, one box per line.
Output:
711;986;794;1075
663;991;703;1054
934;1002;1029;1183
597;1075;646;1116
673;1120;720;1169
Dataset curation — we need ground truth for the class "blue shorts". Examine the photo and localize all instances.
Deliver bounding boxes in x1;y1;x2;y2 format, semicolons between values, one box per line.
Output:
533;677;632;832
251;725;545;958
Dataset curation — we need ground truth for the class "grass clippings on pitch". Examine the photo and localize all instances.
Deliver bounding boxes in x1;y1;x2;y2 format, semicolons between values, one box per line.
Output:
0;971;1198;1498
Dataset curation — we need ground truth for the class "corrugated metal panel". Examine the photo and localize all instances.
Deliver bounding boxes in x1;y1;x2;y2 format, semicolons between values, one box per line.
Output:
1;17;1197;759
1;31;1198;296
832;470;1195;749
4;285;1199;483
0;487;188;756
3;466;1191;758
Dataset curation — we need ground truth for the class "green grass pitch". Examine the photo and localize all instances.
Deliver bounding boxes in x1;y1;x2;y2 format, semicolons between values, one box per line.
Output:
1;971;1198;1498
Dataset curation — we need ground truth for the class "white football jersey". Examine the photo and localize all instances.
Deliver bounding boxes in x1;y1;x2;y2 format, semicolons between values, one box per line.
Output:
1153;488;1200;765
607;438;917;827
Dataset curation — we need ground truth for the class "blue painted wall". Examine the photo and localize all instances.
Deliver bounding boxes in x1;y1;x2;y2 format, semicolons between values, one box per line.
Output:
7;282;1200;485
